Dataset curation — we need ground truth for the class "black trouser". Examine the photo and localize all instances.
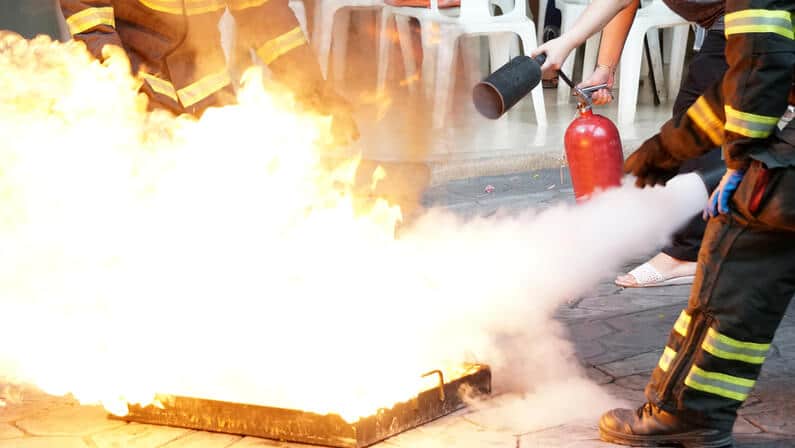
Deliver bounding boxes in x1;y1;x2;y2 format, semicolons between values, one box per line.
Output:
644;158;795;430
662;30;728;262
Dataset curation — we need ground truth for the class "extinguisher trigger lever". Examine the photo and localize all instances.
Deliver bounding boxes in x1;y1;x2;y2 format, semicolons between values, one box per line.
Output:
574;83;608;111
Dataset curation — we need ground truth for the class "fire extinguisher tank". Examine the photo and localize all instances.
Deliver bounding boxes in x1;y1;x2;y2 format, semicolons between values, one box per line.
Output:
564;109;624;201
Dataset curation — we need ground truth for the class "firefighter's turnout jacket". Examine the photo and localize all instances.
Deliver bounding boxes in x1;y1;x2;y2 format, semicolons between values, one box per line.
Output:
60;0;323;114
636;0;795;430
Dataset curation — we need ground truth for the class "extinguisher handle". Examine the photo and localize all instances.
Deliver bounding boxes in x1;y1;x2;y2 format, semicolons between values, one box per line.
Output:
573;83;609;111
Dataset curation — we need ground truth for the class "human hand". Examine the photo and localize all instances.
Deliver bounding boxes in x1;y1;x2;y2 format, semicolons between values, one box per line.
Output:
577;65;614;105
624;135;680;188
531;36;576;76
703;169;745;219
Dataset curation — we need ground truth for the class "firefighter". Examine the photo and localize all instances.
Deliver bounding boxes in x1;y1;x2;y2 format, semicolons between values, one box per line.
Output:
58;0;358;145
597;0;795;446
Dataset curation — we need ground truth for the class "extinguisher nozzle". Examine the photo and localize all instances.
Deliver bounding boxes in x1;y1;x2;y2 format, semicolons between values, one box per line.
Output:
472;82;505;119
472;55;543;119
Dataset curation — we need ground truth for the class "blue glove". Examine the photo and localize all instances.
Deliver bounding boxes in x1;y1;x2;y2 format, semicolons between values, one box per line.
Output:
703;169;745;219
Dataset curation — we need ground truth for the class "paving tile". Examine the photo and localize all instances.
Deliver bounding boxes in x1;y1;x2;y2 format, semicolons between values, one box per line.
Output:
613;374;650;392
160;430;242;447
15;405;125;437
583;367;613;386
733;417;763;435
228;436;307;447
90;422;191;448
599;351;660;378
518;421;614;447
0;423;23;439
0;436;88;448
385;415;514;448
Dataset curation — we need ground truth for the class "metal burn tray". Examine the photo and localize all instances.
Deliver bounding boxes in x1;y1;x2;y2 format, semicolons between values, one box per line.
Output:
114;364;491;448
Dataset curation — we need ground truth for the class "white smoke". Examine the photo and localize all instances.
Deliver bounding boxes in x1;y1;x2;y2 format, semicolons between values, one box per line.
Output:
0;32;707;431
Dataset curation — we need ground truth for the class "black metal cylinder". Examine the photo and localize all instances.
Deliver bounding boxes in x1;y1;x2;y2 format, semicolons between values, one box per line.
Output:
473;54;545;119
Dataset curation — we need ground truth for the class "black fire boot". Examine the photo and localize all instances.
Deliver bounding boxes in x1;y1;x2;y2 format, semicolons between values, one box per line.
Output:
598;403;733;448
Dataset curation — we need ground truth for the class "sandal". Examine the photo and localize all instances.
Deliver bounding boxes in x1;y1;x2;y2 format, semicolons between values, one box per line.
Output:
615;262;695;288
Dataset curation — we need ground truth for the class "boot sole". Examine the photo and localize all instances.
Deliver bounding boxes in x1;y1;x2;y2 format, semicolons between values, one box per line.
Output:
599;426;733;448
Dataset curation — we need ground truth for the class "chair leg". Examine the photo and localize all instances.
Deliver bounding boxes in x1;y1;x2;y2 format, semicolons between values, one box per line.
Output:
617;27;646;124
314;3;337;78
556;4;583;104
432;29;459;128
330;9;351;82
421;21;440;99
288;1;309;37
646;27;666;103
488;32;513;72
376;11;392;93
396;15;420;94
581;31;601;82
517;27;547;126
667;24;689;103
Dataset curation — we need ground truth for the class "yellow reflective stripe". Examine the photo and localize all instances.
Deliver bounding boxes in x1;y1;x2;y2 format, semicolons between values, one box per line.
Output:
673;310;691;337
702;327;770;364
139;0;226;15
725;105;779;139
658;346;677;372
176;71;231;107
686;96;724;145
725;9;794;39
140;73;179;102
685;365;755;401
229;0;270;10
256;27;307;65
66;7;115;35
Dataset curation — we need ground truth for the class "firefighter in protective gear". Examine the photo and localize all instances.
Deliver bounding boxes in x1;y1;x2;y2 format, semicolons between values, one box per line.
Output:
600;0;795;446
59;0;358;145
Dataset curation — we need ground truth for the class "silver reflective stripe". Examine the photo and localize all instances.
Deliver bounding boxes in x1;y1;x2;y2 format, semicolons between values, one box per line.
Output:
685;365;755;401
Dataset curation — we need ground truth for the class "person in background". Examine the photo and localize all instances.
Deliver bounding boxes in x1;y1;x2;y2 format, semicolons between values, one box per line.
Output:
534;0;726;288
59;0;358;145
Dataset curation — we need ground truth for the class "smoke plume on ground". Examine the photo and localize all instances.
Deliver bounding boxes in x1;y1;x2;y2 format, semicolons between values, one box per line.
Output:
0;33;706;429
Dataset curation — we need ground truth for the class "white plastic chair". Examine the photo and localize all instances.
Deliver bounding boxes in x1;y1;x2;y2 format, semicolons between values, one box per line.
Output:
377;0;546;128
313;0;385;80
614;0;689;124
289;0;309;36
535;0;599;104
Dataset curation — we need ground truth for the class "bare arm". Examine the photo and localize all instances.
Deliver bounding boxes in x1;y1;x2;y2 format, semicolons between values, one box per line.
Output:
530;0;636;73
580;0;639;104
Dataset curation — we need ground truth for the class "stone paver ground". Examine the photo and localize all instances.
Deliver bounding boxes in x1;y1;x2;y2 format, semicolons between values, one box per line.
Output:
2;169;793;448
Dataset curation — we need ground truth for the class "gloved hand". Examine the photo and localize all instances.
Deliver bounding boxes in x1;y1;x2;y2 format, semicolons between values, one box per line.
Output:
703;169;745;219
623;134;681;188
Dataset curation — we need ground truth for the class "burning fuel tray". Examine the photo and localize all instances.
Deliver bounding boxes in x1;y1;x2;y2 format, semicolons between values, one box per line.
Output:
115;364;490;448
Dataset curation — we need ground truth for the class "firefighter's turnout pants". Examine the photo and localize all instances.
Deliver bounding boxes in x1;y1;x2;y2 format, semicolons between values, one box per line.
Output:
645;139;795;430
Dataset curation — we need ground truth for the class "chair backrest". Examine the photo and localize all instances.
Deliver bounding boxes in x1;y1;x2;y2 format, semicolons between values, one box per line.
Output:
455;0;526;21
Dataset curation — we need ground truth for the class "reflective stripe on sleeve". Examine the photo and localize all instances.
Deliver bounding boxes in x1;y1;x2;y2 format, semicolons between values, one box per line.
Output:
686;97;724;145
701;327;770;364
66;7;115;35
139;0;226;15
725;105;779;139
256;27;307;65
140;73;179;102
229;0;270;10
684;365;756;401
725;10;794;39
673;310;691;338
176;71;231;108
658;346;677;372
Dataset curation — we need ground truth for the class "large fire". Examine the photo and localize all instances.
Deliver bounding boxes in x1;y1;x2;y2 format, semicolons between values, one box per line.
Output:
0;31;707;427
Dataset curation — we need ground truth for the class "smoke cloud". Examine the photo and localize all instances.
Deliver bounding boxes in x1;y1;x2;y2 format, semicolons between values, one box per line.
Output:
0;32;706;432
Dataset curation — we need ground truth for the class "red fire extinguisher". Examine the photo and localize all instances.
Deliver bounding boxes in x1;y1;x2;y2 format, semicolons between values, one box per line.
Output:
563;80;624;202
473;58;624;202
